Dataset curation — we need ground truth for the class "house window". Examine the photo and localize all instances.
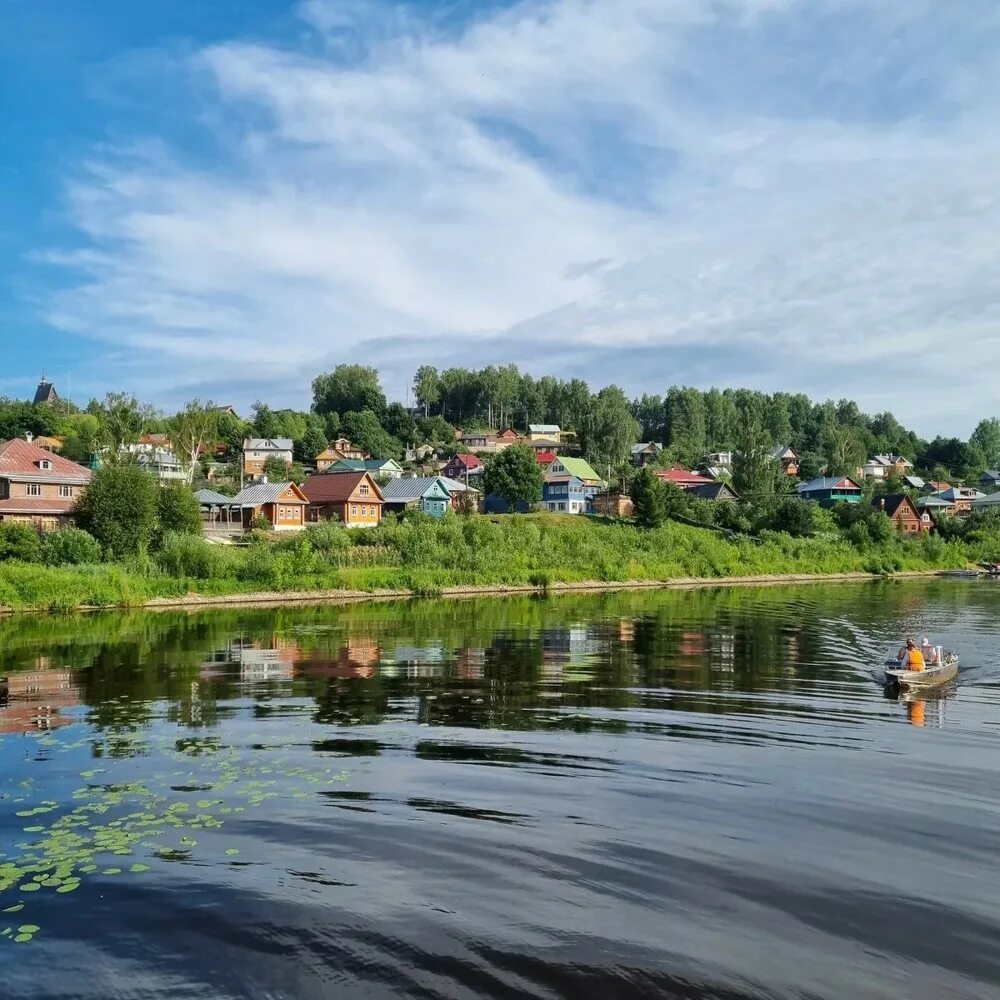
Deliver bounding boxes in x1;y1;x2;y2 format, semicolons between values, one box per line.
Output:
360;484;370;497
39;459;52;470
351;504;358;516
59;485;73;498
558;502;566;511
26;484;42;497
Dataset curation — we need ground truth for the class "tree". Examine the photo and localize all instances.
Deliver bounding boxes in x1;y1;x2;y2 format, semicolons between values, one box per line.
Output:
823;424;866;478
341;410;402;460
412;366;441;418
98;392;155;459
43;528;102;566
481;445;543;512
60;412;102;465
251;401;281;438
704;388;738;450
0;522;44;563
217;411;251;460
75;465;160;557
170;400;219;483
733;421;780;501
971;418;1000;470
629;468;667;528
664;387;707;461
632;393;665;442
312;365;386;418
580;385;641;477
154;482;203;544
384;402;417;444
264;455;292;480
297;421;329;464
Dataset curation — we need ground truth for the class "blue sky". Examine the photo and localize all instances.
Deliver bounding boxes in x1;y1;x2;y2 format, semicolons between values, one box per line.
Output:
2;0;999;435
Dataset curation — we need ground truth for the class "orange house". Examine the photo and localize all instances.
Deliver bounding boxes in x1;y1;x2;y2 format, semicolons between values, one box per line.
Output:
301;471;383;527
233;481;307;531
315;437;370;471
873;494;931;534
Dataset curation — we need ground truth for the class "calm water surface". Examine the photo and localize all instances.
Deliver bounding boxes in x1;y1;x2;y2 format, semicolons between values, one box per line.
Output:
3;579;1000;999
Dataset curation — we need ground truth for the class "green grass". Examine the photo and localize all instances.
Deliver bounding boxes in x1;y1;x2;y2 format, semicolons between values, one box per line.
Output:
0;513;982;613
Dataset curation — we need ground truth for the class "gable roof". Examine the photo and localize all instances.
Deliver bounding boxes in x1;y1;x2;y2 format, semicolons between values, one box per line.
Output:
233;481;306;505
688;482;742;501
872;494;918;518
631;442;662;455
534;450;557;465
980;470;1000;481
902;475;926;489
448;452;482;470
243;438;293;452
798;476;863;493
549;456;602;482
329;458;402;473
973;491;1000;507
32;378;58;405
657;468;713;486
380;476;452;502
529;424;561;434
0;439;92;482
937;486;986;502
301;471;383;504
195;488;241;507
770;444;799;460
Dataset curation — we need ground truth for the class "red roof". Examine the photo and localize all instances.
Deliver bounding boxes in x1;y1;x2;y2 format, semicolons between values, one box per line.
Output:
450;453;482;470
535;450;557;465
0;439;92;481
0;496;78;515
300;471;383;504
656;469;713;486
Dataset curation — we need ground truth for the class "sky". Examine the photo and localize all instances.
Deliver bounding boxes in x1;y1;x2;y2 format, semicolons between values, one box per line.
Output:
1;0;999;436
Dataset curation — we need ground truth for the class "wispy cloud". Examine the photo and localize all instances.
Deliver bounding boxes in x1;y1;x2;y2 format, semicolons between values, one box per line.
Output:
45;0;1000;432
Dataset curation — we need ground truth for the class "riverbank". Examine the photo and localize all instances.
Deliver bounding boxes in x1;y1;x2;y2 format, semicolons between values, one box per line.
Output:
0;513;986;614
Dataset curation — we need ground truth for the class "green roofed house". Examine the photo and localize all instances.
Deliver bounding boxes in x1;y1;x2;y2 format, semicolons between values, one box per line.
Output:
545;456;605;487
380;476;453;517
797;476;863;508
328;458;404;479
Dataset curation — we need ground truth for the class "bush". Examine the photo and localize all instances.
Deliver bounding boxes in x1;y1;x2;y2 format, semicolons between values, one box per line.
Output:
43;527;102;566
251;513;272;532
155;532;234;579
156;482;203;541
0;522;43;563
75;464;159;557
304;521;352;554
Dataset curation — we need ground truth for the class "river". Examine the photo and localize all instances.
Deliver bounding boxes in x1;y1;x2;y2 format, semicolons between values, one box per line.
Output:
3;578;1000;999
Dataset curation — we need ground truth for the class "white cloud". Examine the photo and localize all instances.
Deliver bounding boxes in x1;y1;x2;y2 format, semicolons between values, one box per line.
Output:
46;0;1000;433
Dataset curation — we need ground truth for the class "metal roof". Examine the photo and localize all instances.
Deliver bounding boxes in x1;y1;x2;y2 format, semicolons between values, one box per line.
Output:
529;424;561;434
195;488;242;506
797;476;862;492
243;438;293;451
973;491;1000;506
233;482;304;505
380;477;451;501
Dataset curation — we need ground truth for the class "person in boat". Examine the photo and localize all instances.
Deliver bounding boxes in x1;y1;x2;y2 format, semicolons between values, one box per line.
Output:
897;639;925;672
921;639;939;665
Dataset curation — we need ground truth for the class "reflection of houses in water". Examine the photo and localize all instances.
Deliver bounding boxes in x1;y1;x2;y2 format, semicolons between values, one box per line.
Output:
541;626;605;675
676;631;707;669
200;637;299;683
382;644;449;678
456;647;486;680
0;666;82;734
616;619;635;644
710;631;736;673
296;640;381;680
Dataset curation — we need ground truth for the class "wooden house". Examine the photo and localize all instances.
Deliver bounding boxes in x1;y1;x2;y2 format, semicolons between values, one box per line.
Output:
316;438;369;471
872;494;931;534
934;486;985;516
232;481;307;531
687;482;742;502
443;453;484;480
545;456;604;491
0;437;92;530
861;454;913;480
630;443;663;468
380;477;452;518
980;470;1000;490
242;438;293;480
301;471;383;527
328;458;404;479
656;468;714;489
797;476;863;507
528;423;561;442
495;428;520;449
771;445;800;477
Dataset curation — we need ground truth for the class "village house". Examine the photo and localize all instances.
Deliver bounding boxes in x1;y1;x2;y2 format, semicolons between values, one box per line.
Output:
915;495;955;518
591;490;634;518
242;438;294;480
979;470;1000;490
688;482;742;502
32;376;59;406
136;449;187;482
901;475;926;491
534;450;557;467
528;423;561;442
630;443;663;467
872;494;931;534
927;480;952;493
972;491;1000;511
316;438;370;471
797;475;864;507
439;477;482;512
0;436;92;530
328;457;404;479
443;452;484;481
33;436;64;453
656;468;714;490
405;443;436;463
934;486;986;516
542;475;592;514
771;445;800;477
380;477;453;518
495;428;520;449
232;481;307;530
301;471;383;527
457;430;495;452
545;456;605;491
861;454;913;479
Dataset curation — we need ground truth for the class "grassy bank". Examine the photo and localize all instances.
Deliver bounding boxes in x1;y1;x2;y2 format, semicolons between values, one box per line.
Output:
0;513;986;613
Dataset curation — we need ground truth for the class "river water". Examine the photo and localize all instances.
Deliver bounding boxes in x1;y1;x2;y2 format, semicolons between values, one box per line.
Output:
3;579;1000;999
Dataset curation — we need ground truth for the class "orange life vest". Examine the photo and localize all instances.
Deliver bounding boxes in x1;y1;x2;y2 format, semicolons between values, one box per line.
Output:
907;648;925;672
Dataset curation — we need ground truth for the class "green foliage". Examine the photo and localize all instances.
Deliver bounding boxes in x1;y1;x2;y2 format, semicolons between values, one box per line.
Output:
732;419;779;501
43;528;102;566
0;523;44;563
481;445;543;511
156;482;203;541
263;455;291;480
629;468;667;528
340;410;402;460
579;385;641;473
304;521;352;553
155;533;233;579
74;465;160;558
312;365;386;418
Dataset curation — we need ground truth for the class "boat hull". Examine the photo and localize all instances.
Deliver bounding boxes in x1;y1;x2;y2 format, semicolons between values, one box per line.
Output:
884;657;959;692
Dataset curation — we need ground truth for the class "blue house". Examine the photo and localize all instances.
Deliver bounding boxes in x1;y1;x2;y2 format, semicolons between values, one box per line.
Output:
380;477;452;517
543;475;592;514
797;476;864;507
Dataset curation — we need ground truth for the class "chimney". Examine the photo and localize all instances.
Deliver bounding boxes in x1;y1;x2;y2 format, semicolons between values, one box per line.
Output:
25;431;33;443
261;474;268;484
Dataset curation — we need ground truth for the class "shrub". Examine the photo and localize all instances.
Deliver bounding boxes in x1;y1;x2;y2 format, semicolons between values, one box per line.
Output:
251;513;272;532
156;481;202;541
155;532;234;580
0;522;43;563
75;464;159;557
43;527;102;566
305;521;353;554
